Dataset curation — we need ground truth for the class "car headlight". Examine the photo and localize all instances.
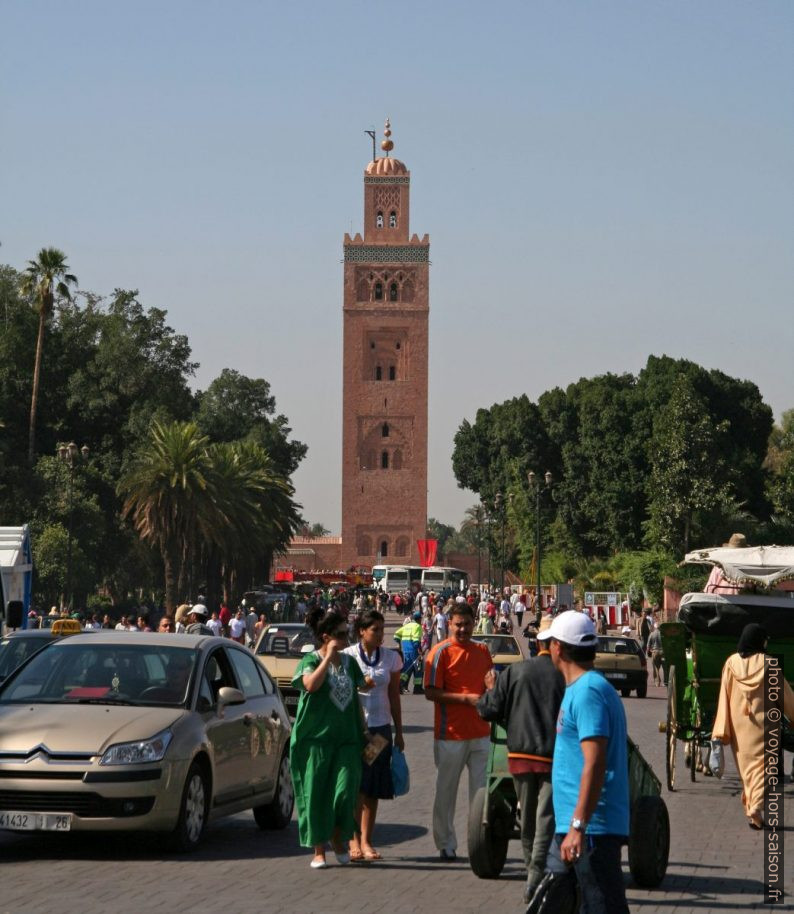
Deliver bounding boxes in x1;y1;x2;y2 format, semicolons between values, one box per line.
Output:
99;729;172;765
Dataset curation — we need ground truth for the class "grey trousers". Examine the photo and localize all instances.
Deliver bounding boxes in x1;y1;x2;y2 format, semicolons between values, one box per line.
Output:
514;771;555;885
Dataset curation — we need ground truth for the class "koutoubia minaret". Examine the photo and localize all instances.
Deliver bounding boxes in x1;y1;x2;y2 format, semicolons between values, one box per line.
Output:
340;119;429;568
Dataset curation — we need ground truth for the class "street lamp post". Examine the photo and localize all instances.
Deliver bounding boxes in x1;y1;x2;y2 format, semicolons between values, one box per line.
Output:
527;470;553;615
58;441;89;611
494;492;513;595
494;492;504;593
476;504;483;590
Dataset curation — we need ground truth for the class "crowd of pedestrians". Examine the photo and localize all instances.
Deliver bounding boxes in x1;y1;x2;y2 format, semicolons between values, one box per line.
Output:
282;584;635;913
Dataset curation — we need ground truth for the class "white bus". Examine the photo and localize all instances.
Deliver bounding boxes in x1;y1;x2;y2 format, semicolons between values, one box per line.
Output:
372;565;468;595
420;566;469;594
372;565;422;594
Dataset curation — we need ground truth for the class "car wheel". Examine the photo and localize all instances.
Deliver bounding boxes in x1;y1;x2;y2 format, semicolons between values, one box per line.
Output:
620;688;631;698
636;680;647;698
254;750;294;830
168;761;209;852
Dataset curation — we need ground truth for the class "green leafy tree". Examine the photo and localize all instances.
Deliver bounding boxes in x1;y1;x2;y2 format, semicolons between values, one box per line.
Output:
427;517;456;559
19;248;77;462
195;369;306;477
645;374;737;553
768;415;794;530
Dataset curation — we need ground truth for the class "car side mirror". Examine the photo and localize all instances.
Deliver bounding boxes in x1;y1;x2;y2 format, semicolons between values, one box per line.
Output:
217;686;245;714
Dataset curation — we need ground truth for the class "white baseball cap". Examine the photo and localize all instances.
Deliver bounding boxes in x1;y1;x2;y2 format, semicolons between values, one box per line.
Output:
190;603;209;618
537;611;598;647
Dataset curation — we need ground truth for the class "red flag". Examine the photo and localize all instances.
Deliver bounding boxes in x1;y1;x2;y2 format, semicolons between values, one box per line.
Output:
417;539;438;567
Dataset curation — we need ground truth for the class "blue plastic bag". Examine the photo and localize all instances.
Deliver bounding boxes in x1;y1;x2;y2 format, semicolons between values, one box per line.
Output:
391;746;410;797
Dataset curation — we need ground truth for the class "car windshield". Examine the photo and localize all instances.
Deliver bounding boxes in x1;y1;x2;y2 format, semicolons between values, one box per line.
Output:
597;638;639;654
0;637;49;680
256;627;315;657
473;636;521;656
0;642;198;706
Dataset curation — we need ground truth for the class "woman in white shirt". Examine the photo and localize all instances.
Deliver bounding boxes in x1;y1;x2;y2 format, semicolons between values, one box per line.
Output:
343;609;404;862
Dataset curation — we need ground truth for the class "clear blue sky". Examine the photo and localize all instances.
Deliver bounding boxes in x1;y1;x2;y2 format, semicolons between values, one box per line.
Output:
3;1;793;531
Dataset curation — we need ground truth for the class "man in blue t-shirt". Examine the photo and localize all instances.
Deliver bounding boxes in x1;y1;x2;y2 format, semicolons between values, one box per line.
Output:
536;611;629;914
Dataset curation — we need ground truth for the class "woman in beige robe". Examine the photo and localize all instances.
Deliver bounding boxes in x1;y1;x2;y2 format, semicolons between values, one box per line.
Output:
712;623;794;829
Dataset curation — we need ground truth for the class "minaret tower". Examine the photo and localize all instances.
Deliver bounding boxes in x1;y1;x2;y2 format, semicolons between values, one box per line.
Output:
340;119;429;568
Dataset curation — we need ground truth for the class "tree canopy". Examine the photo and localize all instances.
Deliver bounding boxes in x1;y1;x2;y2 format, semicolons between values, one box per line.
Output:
0;259;305;612
452;354;775;568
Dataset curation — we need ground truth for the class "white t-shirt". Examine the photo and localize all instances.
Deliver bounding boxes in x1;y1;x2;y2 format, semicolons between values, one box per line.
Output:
433;611;448;638
207;618;223;637
343;644;402;728
230;617;246;639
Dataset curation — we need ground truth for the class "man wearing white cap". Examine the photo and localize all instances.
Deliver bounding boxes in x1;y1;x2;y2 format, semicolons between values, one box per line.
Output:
184;604;212;636
534;611;629;913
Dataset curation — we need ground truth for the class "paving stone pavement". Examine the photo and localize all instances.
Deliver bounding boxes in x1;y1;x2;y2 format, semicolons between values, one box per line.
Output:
0;647;791;912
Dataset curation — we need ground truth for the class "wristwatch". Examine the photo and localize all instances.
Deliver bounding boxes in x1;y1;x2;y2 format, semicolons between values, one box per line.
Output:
571;817;586;832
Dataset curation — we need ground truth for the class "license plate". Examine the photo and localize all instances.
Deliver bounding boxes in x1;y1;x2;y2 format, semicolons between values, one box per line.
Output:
0;811;72;832
604;672;627;680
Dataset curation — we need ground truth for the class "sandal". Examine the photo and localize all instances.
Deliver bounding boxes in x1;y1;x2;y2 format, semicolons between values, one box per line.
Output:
362;850;382;861
349;849;365;862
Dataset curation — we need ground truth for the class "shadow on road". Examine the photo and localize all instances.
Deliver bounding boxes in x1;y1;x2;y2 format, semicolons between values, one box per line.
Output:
629;871;766;906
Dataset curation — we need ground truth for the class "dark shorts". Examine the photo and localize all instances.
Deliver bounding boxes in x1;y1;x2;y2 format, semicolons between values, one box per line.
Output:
360;723;394;800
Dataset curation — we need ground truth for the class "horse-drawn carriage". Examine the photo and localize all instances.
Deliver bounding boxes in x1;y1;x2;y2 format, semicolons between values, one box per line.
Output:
660;544;794;790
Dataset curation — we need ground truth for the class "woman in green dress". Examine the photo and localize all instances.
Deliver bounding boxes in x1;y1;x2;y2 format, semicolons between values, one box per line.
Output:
290;606;369;868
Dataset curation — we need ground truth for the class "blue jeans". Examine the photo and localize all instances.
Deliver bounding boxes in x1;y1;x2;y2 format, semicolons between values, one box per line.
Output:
400;650;418;690
545;833;629;914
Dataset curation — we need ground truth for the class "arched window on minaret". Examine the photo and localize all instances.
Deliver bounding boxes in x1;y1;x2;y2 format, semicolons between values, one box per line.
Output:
389;366;396;381
382;422;389;437
375;365;382;381
376;211;384;228
389;282;398;302
380;540;388;558
389;211;397;228
381;451;389;469
374;282;383;301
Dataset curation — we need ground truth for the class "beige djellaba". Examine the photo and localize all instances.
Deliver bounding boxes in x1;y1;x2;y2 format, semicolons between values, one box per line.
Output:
712;652;794;825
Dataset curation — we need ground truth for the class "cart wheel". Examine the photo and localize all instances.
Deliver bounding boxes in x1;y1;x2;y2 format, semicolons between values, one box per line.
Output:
467;786;510;879
628;794;670;888
666;667;677;792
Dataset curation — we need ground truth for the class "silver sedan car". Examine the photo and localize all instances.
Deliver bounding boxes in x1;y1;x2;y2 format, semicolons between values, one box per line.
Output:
0;632;293;850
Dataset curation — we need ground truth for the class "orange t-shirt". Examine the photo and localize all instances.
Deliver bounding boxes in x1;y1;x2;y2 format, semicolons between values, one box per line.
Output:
424;639;493;740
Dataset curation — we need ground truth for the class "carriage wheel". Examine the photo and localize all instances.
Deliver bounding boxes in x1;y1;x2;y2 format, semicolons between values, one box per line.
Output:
628;794;670;887
666;666;677;792
467;786;510;878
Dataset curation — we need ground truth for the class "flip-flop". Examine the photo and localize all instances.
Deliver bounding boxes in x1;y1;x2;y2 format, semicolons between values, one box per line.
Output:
349;849;365;862
362;850;383;861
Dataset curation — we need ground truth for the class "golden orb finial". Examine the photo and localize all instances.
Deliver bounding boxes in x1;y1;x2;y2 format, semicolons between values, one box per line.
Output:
380;117;394;155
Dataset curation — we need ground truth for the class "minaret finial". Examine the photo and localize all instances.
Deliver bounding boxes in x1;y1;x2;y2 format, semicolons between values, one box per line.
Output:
381;117;394;157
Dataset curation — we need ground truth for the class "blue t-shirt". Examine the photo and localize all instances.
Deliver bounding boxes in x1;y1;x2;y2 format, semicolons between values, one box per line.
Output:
552;669;629;836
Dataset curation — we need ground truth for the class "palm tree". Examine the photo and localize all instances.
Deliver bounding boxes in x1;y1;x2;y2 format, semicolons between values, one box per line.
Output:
118;420;212;613
20;248;78;462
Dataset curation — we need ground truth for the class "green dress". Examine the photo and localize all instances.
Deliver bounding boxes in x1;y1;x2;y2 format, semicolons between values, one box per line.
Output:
289;651;366;847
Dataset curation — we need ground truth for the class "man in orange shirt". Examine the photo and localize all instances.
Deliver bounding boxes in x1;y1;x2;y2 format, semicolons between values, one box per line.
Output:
424;603;493;860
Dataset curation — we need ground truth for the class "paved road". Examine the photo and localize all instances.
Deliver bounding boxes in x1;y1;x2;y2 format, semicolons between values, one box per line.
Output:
1;629;791;912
